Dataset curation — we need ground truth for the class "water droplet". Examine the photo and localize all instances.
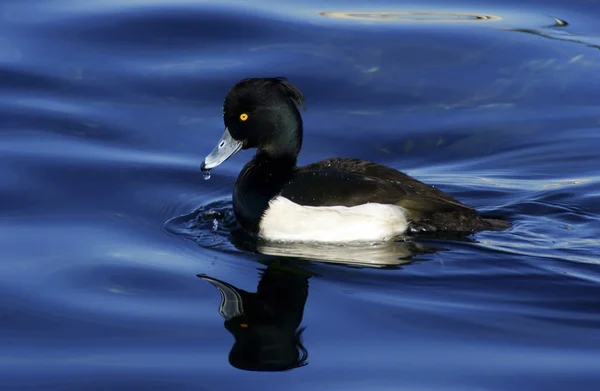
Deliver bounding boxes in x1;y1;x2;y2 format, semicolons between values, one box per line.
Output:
212;219;219;232
203;170;211;180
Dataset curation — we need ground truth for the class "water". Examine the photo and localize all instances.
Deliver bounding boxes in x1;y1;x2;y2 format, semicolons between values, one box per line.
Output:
1;0;600;389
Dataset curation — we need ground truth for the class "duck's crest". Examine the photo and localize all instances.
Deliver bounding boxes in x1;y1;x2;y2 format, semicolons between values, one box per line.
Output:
272;77;306;110
235;77;305;110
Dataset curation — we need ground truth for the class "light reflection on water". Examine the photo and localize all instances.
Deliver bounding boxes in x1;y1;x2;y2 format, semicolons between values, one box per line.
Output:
319;11;503;22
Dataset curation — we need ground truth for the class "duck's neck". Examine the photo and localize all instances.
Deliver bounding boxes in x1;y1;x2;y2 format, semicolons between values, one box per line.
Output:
242;151;297;189
260;102;303;161
255;150;297;170
233;152;297;233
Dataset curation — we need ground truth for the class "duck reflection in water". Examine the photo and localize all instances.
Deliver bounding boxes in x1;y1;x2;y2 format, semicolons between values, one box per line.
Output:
229;222;441;267
199;261;311;371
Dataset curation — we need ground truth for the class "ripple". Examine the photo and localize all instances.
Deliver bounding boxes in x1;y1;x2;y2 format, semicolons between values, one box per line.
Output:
318;11;502;23
502;17;600;50
163;200;243;254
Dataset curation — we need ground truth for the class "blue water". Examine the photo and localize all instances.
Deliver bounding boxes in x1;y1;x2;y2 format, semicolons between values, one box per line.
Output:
2;0;600;389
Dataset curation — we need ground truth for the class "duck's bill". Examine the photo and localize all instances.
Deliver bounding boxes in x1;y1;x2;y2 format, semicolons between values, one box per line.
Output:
201;127;243;171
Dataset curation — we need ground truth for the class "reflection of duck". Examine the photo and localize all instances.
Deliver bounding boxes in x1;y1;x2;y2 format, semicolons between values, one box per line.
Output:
200;78;510;244
242;231;439;267
227;219;443;267
198;262;311;371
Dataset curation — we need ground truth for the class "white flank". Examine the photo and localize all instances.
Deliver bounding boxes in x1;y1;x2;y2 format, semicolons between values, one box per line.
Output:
258;196;408;243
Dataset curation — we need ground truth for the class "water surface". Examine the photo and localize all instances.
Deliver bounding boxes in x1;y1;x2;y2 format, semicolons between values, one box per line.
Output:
1;0;600;389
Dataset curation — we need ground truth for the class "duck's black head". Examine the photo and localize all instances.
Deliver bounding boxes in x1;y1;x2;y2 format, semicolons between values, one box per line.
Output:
201;77;305;171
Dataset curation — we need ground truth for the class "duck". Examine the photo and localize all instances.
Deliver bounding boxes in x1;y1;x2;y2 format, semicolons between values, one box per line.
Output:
200;77;510;243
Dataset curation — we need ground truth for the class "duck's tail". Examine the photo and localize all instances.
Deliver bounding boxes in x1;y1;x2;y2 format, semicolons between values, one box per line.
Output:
408;213;511;234
481;217;512;231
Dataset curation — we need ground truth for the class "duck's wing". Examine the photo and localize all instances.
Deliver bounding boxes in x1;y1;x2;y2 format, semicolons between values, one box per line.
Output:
281;168;409;207
300;158;463;203
283;158;508;232
293;158;472;211
300;158;412;182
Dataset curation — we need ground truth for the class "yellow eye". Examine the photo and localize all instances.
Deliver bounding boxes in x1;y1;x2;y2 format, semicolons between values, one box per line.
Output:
240;113;249;121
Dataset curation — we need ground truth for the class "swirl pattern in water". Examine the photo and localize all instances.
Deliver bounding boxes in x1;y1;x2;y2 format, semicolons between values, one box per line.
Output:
319;11;502;23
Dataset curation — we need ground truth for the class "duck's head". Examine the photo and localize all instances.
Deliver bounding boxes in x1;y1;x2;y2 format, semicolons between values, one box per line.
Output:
201;77;305;171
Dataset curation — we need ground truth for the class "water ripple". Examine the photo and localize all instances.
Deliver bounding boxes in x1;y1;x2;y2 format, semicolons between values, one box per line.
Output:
319;11;502;23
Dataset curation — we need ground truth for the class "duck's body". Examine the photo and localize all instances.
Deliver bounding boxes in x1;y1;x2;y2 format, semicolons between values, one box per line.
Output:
201;77;509;243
